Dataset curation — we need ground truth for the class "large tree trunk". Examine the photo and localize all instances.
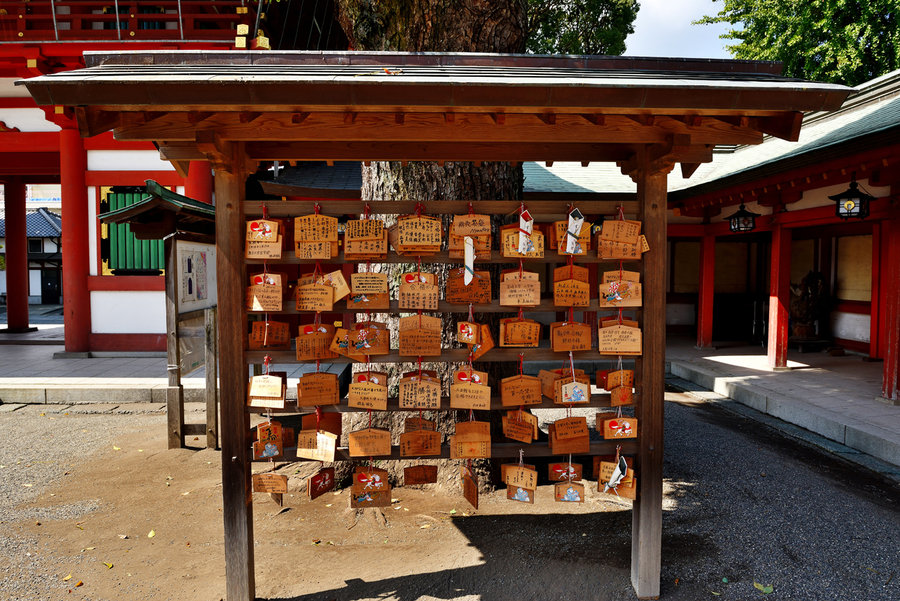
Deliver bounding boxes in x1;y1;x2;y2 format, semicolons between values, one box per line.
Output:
335;1;527;491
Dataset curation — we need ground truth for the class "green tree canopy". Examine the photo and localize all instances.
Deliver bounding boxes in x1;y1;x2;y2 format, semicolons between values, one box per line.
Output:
527;0;640;55
696;0;900;86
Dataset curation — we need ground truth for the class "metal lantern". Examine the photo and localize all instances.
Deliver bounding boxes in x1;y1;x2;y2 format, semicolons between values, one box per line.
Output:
829;176;873;220
725;203;760;233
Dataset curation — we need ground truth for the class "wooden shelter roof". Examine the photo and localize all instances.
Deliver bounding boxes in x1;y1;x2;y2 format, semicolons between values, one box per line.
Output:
18;51;850;179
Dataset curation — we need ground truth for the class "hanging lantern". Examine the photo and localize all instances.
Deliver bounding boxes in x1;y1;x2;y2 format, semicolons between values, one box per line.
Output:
724;203;760;233
829;175;873;220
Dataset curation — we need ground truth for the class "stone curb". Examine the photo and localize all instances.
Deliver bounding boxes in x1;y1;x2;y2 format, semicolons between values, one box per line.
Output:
668;360;900;468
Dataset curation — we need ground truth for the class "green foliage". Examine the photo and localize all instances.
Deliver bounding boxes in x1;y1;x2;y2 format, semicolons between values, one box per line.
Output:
527;0;640;55
696;0;900;86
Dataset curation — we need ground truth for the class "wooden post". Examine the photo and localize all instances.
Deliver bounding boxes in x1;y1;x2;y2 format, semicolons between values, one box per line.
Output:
631;154;667;600
215;144;255;601
696;233;716;348
205;306;220;448
767;224;792;370
164;235;184;450
881;217;900;403
869;222;882;359
2;178;34;332
59;127;91;352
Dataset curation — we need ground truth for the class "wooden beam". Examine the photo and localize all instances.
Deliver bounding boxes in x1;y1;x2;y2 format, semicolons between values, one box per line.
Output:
291;112;310;124
188;111;215;124
680;162;701;178
581;113;605;126
631;147;666;599
215;143;255;601
239;112;262;124
756;111;803;141
74;107;120;138
537;113;556;125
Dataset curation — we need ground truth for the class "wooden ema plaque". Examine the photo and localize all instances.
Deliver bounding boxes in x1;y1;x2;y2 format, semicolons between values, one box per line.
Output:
538;368;585;399
345;218;384;244
499;272;541;307
507;485;535;503
499;318;540;347
500;374;542;407
296;324;338;361
405;416;435;431
247;273;283;312
296;282;333;312
602;269;640;284
398;314;442;357
553;265;590;308
396;214;442;254
598;324;642;356
294;214;338;259
457;321;479;345
348;428;391;457
296;372;339;407
449;233;490;259
247;373;286;409
404;465;438;485
599;462;637;500
552;220;591;255
245;219;282;260
610;386;633;406
257;420;283;443
249;320;291;351
555;375;591;405
317;269;351;303
554;481;585;503
601;317;639;329
450;380;491;410
451;213;491;237
446;268;491;304
550;321;592;352
461;466;478;509
348;272;389;310
452;368;488;386
450;421;491;458
253;439;283;460
307;467;335;500
400;429;441;456
548;424;590;455
549;462;583;481
597;238;646;261
501;226;544;258
398;273;439;310
300;411;343;443
507;409;538;438
502;414;534;443
347;322;391;359
606;369;634;390
345;229;389;261
601;219;641;244
599;281;642;308
399;377;441;409
352;466;390;494
503;465;538;490
470;323;495;360
252;473;288;494
600;416;638;439
347;380;388;410
296;430;337;462
351;489;392;508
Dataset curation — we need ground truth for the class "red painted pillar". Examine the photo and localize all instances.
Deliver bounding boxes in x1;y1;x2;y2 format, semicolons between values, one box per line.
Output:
869;222;882;359
185;161;213;204
767;224;792;369
59;127;91;352
696;234;715;348
881;217;900;402
2;178;33;332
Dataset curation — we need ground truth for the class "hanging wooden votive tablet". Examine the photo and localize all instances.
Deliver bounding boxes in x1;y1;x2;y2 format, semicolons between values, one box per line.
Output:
296;323;338;361
554;375;591;405
398;373;442;409
245;218;282;259
449;421;491;458
548;462;583;481
252;473;288;495
246;272;284;312
296;429;338;462
398;314;442;357
548;416;590;454
307;467;335;500
393;214;442;255
499;269;541;307
503;465;537;504
598;322;642;356
500;374;542;406
461;465;479;510
247;371;286;409
296;372;340;407
404;465;438;485
538;368;586;399
249;320;291;351
501;224;544;258
553;264;590;307
347;272;390;310
552;219;590;256
350;466;391;508
499;316;541;347
470;323;495;360
596;218;648;260
501;409;537;443
399;417;441;457
450;368;491;410
599;416;638;439
294;213;338;259
347;371;389;411
598;457;637;500
344;218;388;261
347;427;391;457
398;272;439;310
603;368;635;407
599;269;642;308
550;321;592;352
449;213;492;259
554;481;585;503
296;277;333;312
446;267;491;304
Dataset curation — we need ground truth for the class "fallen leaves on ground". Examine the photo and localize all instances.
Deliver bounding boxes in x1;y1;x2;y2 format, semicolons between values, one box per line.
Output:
147;530;156;538
102;562;114;569
753;581;774;594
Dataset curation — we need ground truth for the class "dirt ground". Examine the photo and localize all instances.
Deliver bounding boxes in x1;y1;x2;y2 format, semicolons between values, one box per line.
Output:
5;418;640;601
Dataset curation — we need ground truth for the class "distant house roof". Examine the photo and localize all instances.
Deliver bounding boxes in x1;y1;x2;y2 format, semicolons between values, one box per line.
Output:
0;208;62;238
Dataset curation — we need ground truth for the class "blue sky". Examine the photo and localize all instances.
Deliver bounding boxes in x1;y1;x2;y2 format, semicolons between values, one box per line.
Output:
624;0;732;59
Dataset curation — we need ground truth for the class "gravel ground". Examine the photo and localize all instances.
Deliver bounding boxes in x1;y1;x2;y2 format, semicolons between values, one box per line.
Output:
0;409;163;601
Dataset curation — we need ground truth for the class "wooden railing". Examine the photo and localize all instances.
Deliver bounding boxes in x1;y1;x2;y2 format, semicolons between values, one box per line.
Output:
0;1;255;42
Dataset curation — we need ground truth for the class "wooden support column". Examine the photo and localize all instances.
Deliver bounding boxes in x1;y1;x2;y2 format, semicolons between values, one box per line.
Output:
164;235;184;450
767;224;792;370
881;217;900;403
59;127;91;352
215;144;255;601
2;178;35;332
696;233;716;348
631;152;667;600
205;306;219;448
186;161;213;204
869;222;882;359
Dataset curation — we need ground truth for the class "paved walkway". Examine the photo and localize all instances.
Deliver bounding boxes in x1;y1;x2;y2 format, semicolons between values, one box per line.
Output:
0;326;896;470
